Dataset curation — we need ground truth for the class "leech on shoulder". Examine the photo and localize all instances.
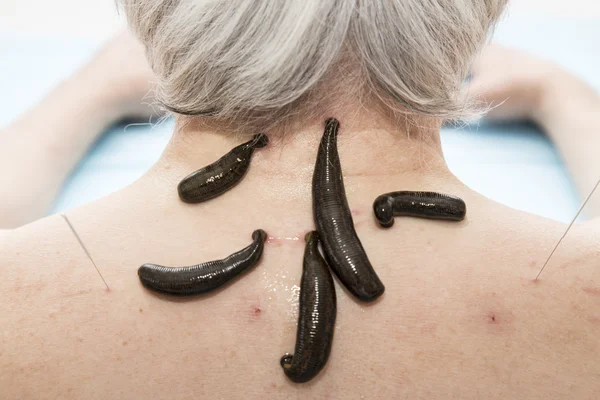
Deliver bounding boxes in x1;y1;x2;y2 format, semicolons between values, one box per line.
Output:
373;191;466;228
138;230;267;296
177;134;269;203
281;231;336;383
312;118;384;302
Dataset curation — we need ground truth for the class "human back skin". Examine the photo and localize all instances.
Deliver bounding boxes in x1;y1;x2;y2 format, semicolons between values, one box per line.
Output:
1;114;600;399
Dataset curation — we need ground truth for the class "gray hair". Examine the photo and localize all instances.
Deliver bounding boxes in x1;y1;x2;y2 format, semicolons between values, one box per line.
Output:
120;0;507;123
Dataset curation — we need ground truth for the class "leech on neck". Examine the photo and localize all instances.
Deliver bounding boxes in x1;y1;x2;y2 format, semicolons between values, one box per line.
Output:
177;133;269;204
61;213;110;291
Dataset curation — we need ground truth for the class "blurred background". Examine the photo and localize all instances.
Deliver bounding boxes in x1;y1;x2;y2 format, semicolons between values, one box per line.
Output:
1;0;599;222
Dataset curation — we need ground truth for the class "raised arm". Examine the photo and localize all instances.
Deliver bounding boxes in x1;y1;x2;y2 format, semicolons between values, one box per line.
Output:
0;31;157;229
469;45;600;219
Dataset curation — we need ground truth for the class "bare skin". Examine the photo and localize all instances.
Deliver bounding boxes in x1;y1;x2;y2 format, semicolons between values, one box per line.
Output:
1;38;600;399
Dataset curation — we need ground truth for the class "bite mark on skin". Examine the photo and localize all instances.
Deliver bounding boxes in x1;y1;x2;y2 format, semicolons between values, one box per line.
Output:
250;303;263;321
483;309;516;332
469;290;517;334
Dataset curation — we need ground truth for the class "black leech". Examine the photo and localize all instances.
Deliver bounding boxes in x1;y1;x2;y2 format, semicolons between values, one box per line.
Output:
177;134;269;203
373;191;466;228
138;230;267;296
312;118;385;302
281;231;337;383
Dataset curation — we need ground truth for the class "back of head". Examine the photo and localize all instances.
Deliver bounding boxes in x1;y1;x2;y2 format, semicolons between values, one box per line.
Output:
120;0;507;126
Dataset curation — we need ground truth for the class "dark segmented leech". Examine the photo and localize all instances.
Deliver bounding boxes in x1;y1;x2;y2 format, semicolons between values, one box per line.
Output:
373;191;467;228
138;230;267;295
177;134;269;203
312;118;385;302
281;231;337;383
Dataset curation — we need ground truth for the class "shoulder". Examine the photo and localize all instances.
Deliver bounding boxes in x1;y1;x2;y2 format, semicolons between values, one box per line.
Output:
0;214;88;299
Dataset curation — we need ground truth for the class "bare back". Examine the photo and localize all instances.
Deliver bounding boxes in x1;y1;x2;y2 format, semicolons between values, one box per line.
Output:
2;164;600;399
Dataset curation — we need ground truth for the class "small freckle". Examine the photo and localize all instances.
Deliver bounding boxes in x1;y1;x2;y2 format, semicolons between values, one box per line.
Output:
139;308;143;313
67;388;73;393
230;351;237;357
148;338;153;342
122;341;128;346
77;338;83;343
115;356;122;361
529;261;537;267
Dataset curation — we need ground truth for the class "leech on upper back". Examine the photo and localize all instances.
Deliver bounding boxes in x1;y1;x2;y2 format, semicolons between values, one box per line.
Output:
373;191;467;228
312;118;385;302
138;229;267;296
281;231;336;383
177;133;269;204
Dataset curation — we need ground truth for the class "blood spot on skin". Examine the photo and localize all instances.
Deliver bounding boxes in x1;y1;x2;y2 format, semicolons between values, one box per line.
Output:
351;209;362;217
582;287;600;297
469;290;516;334
529;261;537;268
253;306;262;317
122;341;128;346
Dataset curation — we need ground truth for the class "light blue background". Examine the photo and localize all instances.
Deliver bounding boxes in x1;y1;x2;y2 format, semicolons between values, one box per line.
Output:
1;14;597;222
